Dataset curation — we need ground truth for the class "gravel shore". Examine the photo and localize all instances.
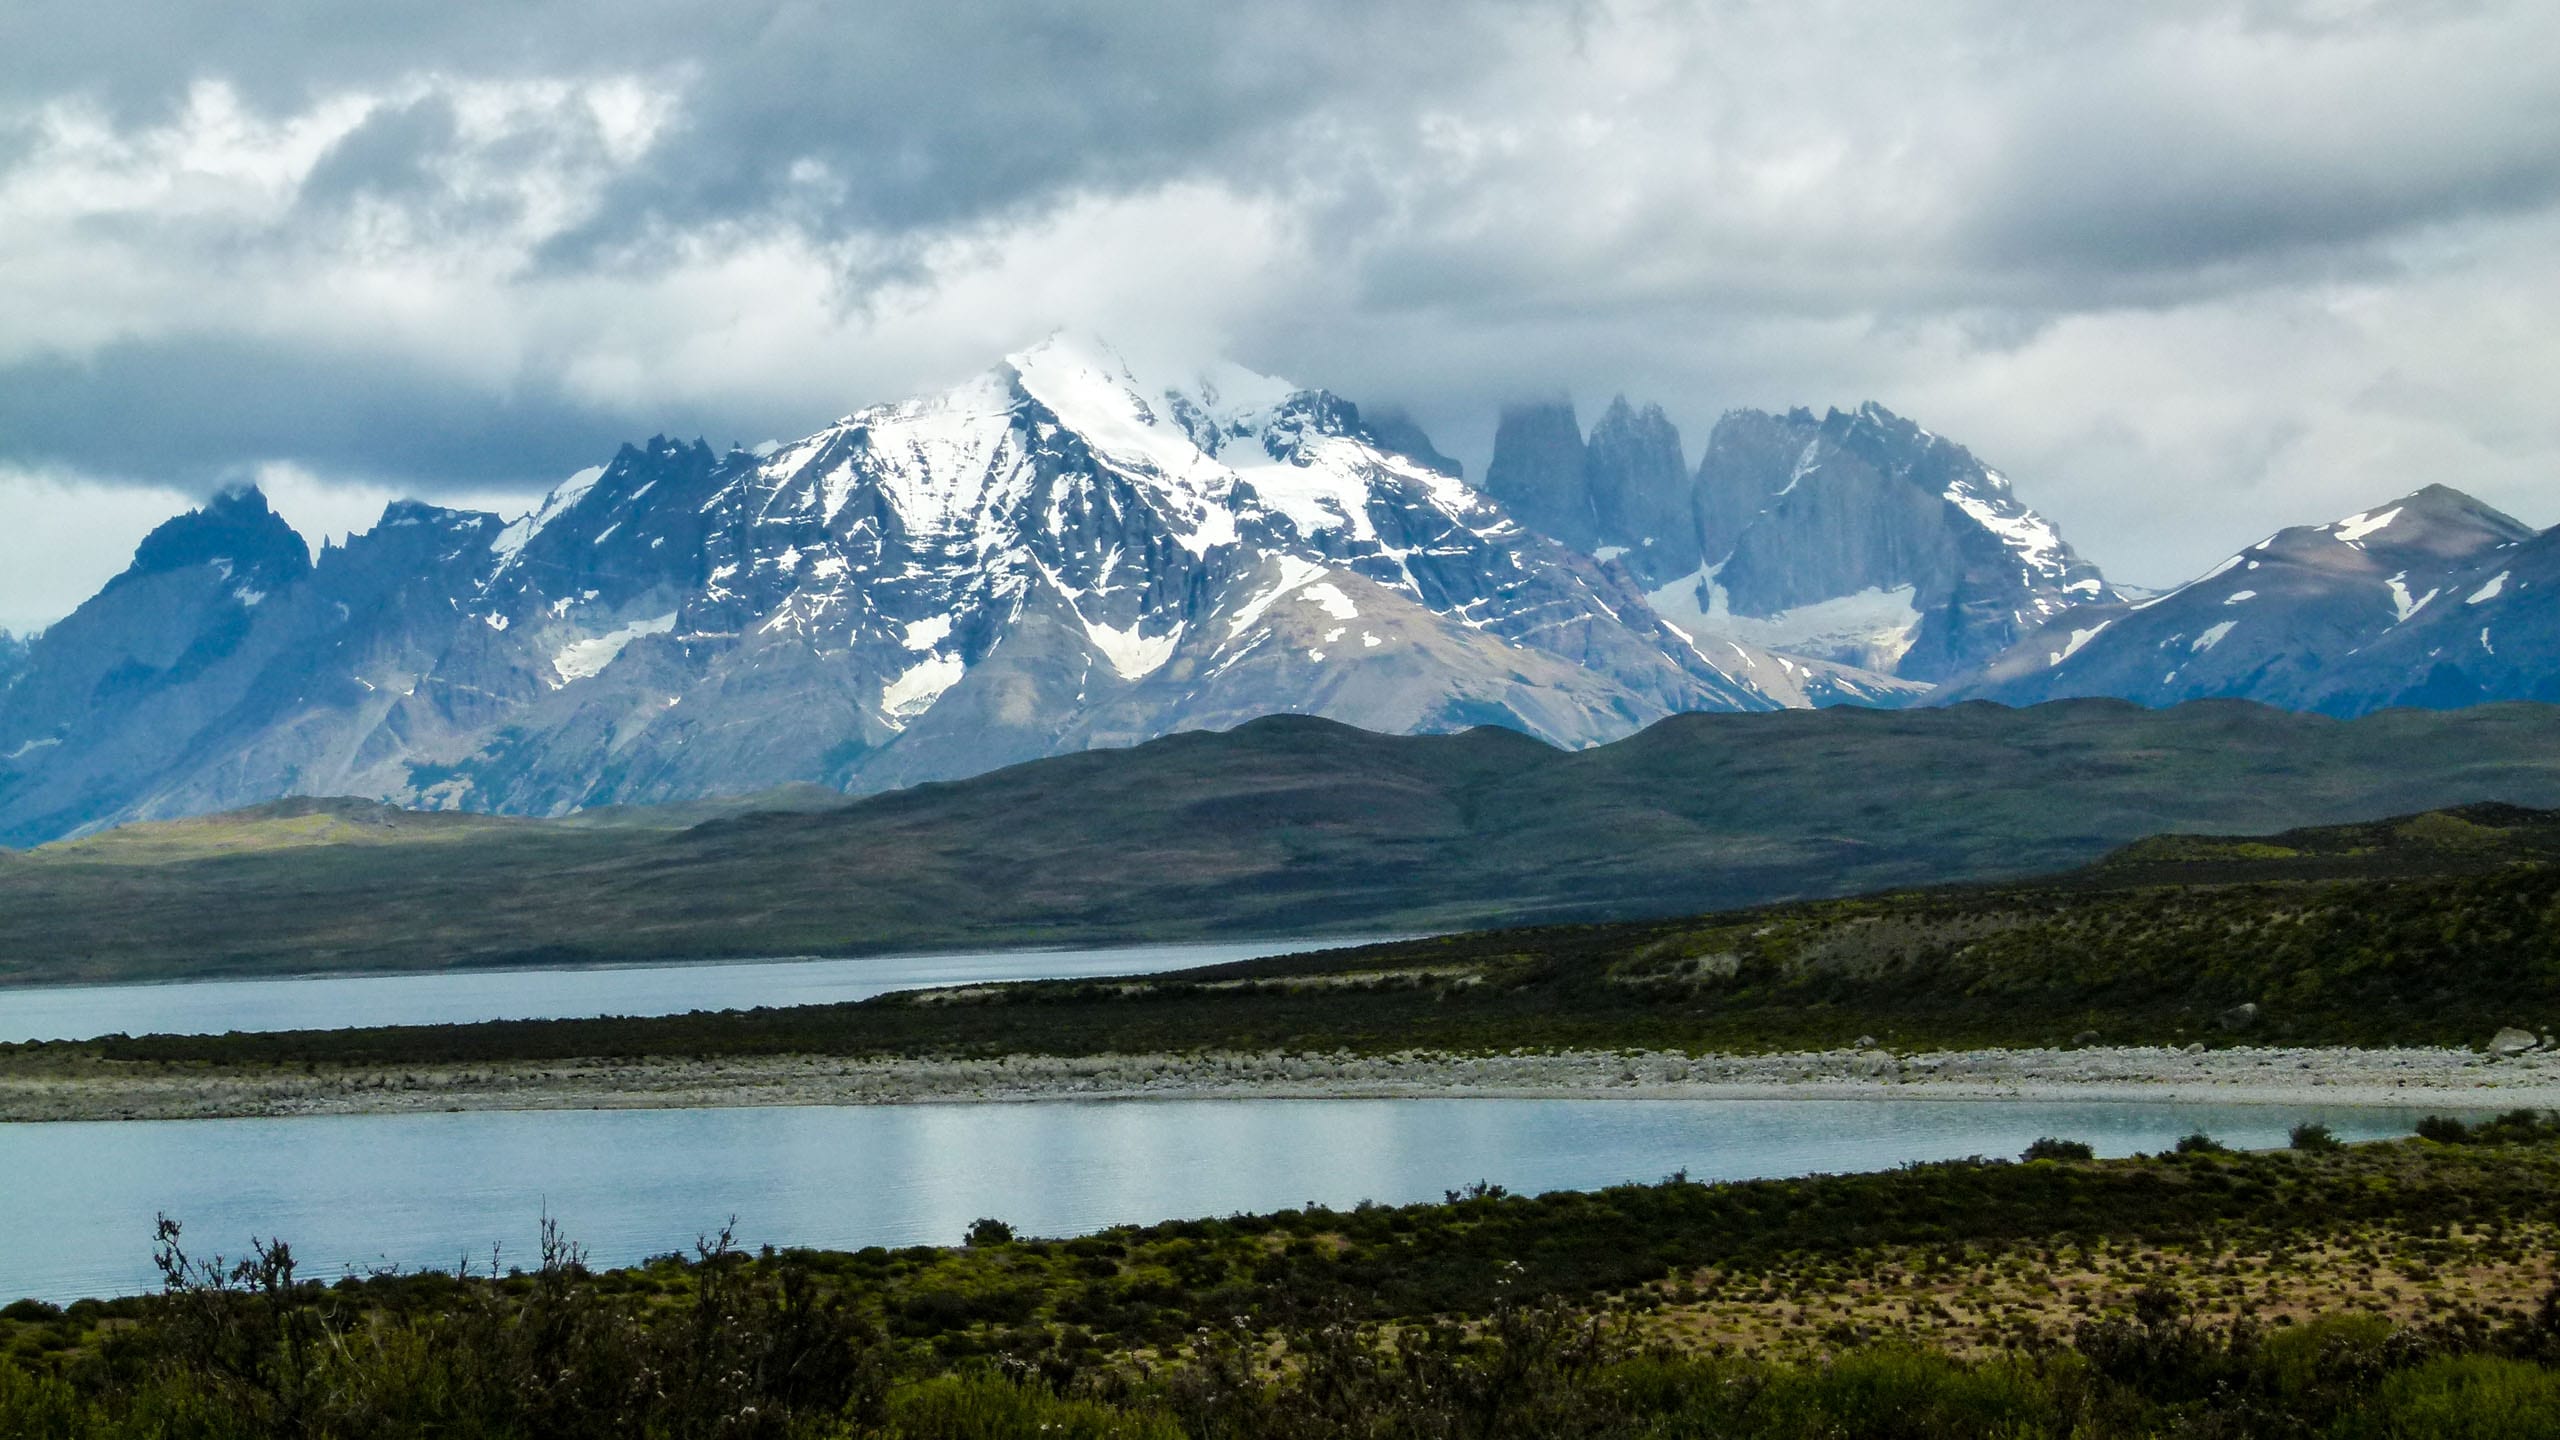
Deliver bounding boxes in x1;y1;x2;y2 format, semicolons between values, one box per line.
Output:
8;1043;2560;1122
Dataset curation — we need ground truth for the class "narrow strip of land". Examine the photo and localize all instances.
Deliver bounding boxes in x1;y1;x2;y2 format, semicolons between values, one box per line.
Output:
10;1043;2560;1122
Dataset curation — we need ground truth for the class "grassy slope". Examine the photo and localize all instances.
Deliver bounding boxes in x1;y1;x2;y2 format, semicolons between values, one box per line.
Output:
10;698;2560;985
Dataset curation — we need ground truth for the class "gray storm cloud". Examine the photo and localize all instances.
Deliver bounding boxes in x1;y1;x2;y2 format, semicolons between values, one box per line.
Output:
0;0;2555;630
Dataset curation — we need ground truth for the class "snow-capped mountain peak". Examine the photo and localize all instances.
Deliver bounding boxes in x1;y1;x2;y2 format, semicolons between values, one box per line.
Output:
0;336;1895;842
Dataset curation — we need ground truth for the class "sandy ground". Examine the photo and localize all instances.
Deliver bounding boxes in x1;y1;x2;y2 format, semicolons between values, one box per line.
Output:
9;1043;2560;1122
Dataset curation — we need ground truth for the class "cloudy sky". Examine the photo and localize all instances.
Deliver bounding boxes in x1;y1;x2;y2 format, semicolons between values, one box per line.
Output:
1;0;2554;631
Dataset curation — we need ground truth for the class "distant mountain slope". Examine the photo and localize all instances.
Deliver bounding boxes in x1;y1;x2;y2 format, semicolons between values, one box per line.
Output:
1483;399;2117;681
2299;516;2560;713
1949;484;2541;713
8;697;2560;986
0;337;1913;847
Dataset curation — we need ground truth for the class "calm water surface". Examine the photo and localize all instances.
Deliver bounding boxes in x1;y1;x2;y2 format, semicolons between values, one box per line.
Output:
0;939;1362;1043
0;1097;2457;1303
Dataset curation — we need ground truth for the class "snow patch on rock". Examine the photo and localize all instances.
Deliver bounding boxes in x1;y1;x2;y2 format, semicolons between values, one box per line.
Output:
901;614;954;652
492;465;606;566
1226;556;1327;637
1300;581;1359;621
1651;572;1922;671
1086;618;1182;680
2386;573;2440;624
881;652;965;723
551;612;676;686
2334;507;2401;545
2054;621;2113;666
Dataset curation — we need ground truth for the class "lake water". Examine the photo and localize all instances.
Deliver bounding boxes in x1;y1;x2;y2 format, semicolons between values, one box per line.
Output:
0;1097;2458;1303
0;940;1360;1043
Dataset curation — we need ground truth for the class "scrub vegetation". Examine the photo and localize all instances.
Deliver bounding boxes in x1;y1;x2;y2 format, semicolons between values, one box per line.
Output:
8;1124;2560;1436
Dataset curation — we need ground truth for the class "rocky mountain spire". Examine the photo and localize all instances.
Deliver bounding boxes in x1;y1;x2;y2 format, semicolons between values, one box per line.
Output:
1581;397;1698;587
1481;399;1597;553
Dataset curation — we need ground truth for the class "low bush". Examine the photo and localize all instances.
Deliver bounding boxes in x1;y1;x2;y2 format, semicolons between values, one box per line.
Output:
882;1374;1184;1440
2335;1355;2560;1440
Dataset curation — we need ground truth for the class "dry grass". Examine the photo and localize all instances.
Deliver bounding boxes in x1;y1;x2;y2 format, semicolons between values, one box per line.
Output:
1628;1219;2560;1359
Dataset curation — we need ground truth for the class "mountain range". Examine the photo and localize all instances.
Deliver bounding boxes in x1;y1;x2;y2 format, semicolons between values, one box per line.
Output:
0;334;2550;845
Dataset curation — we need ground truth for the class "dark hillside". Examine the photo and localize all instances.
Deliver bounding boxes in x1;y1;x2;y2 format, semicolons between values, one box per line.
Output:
8;699;2560;985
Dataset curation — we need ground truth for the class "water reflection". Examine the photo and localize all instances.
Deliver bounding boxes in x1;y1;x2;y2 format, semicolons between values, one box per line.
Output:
0;939;1364;1042
0;1096;2459;1302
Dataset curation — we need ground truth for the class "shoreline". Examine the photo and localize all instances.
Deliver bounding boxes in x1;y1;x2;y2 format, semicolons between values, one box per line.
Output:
8;1043;2560;1123
0;932;1402;999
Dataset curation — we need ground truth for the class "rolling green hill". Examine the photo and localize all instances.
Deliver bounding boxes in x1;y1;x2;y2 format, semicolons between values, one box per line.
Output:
9;697;2560;986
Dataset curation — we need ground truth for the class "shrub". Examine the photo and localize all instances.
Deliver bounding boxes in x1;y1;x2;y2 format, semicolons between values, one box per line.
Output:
2174;1132;2229;1154
2473;1109;2560;1145
885;1374;1186;1440
2335;1354;2560;1439
1717;1346;2076;1438
0;1364;86;1438
2291;1122;2343;1152
2257;1311;2395;1407
2023;1137;2096;1162
893;1286;1039;1335
2416;1115;2472;1144
963;1217;1015;1247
